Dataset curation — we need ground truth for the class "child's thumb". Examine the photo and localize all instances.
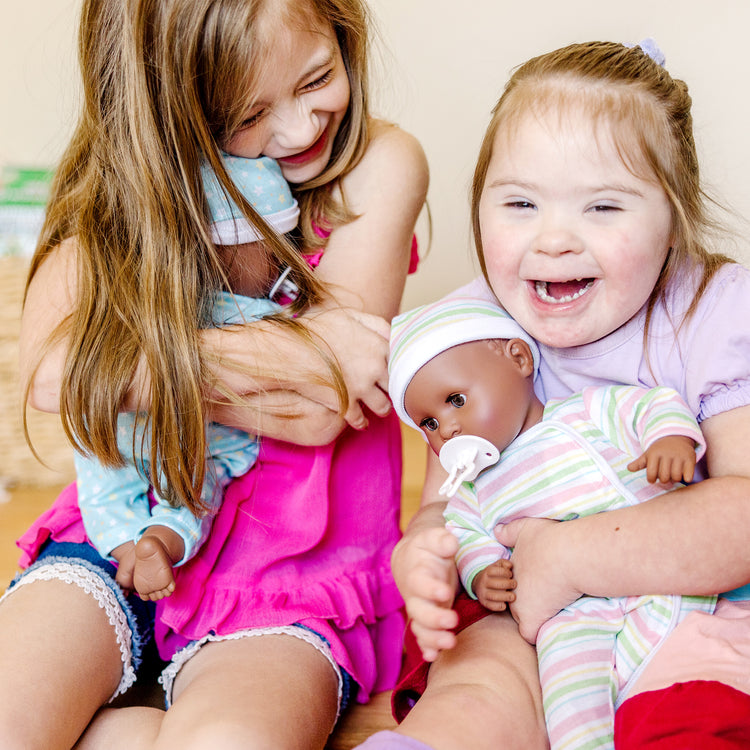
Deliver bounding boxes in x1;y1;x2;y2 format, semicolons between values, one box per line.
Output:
494;518;525;548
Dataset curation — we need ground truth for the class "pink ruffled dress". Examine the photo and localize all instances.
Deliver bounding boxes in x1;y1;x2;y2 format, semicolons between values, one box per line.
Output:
16;238;419;703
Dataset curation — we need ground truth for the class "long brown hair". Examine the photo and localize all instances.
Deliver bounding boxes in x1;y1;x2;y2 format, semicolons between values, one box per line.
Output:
471;41;732;344
25;0;370;512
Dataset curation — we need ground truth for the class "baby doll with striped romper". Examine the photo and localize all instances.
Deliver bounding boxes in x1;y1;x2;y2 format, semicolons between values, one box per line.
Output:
388;296;716;750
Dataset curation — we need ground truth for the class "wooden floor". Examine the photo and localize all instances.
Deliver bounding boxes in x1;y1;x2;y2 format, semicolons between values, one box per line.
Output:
0;424;427;749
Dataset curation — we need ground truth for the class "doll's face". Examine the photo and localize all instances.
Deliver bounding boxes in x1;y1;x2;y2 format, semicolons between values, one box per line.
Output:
403;338;542;455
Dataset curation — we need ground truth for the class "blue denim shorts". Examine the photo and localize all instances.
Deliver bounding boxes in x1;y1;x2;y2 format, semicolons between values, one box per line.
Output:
5;540;155;699
160;623;356;714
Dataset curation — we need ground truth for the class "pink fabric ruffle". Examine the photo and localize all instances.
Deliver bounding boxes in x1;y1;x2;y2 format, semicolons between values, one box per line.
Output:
156;414;406;702
16;481;87;568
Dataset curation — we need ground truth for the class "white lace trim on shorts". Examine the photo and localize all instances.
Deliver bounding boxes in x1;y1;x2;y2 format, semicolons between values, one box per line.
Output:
0;562;136;700
160;625;344;716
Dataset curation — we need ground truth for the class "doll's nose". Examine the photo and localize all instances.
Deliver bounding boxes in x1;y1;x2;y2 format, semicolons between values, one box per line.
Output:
439;419;461;442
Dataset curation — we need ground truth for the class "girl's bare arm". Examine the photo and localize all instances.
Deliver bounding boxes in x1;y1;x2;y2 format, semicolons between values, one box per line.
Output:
19;240;386;442
21;125;428;442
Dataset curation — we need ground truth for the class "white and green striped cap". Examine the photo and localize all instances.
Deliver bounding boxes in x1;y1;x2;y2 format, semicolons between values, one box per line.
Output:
388;296;540;431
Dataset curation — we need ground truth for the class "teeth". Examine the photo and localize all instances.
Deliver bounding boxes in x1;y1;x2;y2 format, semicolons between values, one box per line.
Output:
535;279;593;304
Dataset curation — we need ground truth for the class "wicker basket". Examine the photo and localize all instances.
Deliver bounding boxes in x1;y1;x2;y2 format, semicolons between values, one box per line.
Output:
0;255;75;489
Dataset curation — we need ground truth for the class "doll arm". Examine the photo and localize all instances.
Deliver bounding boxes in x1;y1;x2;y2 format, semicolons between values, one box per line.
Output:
443;484;510;598
622;385;705;482
497;404;750;643
586;385;705;464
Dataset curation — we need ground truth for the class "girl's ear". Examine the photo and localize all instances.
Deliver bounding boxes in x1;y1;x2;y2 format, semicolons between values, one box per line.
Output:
505;339;535;378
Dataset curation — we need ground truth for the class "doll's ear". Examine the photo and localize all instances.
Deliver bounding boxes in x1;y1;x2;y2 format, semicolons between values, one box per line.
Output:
505;339;535;378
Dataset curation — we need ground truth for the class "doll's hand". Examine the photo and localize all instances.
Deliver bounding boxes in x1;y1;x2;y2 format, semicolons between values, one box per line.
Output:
392;524;461;662
627;435;697;483
473;558;516;612
495;517;580;644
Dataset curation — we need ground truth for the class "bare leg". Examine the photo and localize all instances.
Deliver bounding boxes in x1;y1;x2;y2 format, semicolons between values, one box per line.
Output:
0;579;124;750
396;613;549;750
74;707;165;750
73;632;340;750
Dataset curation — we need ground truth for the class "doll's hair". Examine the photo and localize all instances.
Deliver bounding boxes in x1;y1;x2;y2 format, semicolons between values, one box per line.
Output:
471;41;733;343
24;0;360;512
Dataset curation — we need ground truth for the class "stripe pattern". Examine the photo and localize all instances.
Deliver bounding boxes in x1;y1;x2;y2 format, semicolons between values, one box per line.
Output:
444;384;714;749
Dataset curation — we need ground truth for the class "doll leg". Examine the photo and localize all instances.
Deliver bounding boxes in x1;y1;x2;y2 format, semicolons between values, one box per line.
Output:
393;613;548;750
537;603;621;750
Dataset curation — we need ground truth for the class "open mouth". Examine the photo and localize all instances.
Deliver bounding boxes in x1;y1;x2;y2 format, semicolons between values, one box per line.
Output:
534;279;594;304
278;129;329;166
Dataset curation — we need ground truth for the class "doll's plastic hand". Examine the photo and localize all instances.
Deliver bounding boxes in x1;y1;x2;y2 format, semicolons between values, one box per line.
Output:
495;517;580;644
627;435;697;484
392;525;461;661
473;558;517;612
304;306;391;430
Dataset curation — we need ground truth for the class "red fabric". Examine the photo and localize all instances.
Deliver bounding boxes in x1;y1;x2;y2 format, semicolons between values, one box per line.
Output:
615;680;750;749
391;592;490;722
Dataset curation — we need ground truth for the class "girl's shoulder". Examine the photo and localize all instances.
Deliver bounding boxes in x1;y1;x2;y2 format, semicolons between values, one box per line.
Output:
667;261;750;322
343;119;428;197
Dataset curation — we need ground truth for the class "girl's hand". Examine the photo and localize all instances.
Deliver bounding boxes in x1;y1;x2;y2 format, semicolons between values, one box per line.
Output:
495;517;581;644
303;305;392;430
473;558;517;612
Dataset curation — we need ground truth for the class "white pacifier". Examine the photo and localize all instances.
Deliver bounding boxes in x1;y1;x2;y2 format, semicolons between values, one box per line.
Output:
438;434;500;498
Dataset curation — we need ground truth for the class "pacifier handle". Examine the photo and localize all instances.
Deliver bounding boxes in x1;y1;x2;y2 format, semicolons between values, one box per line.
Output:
438;435;500;498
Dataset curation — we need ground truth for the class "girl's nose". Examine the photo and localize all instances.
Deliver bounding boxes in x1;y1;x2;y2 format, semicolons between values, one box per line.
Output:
535;230;584;257
534;213;583;257
274;100;320;151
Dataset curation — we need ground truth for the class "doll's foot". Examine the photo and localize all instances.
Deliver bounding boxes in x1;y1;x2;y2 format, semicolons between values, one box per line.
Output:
132;535;176;601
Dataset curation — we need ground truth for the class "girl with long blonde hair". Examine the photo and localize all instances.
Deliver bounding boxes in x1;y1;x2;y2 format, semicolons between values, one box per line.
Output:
0;0;428;747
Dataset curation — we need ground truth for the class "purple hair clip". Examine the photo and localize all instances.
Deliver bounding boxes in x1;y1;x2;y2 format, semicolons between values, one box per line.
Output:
626;37;666;67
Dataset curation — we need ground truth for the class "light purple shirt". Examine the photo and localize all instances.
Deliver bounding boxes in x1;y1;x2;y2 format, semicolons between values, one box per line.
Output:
456;262;750;480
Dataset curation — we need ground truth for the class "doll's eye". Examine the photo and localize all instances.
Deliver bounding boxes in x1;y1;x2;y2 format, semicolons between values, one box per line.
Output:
448;393;466;408
420;417;439;432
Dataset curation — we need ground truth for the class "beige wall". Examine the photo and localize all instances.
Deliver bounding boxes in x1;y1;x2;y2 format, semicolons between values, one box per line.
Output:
4;0;749;309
